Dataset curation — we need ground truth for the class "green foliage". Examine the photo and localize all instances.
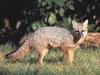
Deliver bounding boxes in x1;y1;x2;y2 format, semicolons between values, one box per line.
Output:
31;22;46;30
88;24;100;32
65;1;74;10
30;0;74;30
95;27;100;32
60;16;72;29
88;24;96;32
48;13;57;25
31;16;72;30
59;8;64;17
31;22;42;30
39;0;71;7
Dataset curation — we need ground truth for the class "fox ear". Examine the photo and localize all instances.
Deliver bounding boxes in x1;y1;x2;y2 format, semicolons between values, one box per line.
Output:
83;19;88;28
83;19;88;26
72;20;78;30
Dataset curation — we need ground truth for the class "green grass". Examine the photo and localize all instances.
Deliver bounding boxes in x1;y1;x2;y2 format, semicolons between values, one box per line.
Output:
0;44;100;75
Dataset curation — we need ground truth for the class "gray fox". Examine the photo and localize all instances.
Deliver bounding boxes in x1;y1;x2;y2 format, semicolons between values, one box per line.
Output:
5;19;88;64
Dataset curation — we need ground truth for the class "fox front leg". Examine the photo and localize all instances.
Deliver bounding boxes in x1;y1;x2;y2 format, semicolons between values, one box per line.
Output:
63;48;75;63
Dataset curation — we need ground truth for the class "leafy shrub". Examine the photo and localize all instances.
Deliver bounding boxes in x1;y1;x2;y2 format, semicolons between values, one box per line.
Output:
24;0;74;30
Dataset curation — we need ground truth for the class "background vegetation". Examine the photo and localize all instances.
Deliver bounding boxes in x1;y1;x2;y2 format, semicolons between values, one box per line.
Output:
0;0;100;45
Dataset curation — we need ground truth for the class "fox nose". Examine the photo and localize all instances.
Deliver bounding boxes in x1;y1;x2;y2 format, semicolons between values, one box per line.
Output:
79;31;83;37
77;31;83;37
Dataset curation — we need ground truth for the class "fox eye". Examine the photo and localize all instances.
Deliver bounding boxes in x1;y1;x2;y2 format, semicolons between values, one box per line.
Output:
82;30;85;32
76;31;79;34
76;31;79;32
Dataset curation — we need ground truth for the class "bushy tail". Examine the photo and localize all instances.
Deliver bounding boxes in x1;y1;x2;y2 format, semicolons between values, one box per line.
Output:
5;40;32;60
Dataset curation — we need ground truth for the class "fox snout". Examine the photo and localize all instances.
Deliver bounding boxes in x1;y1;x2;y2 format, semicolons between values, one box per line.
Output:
77;31;83;37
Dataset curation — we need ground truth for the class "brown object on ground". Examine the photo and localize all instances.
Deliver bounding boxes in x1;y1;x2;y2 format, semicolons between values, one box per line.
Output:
81;32;100;48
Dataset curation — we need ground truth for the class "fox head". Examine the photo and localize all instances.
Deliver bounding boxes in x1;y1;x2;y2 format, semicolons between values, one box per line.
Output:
72;19;88;38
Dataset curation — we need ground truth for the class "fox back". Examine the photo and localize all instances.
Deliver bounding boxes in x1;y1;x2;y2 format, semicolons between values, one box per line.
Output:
22;19;88;49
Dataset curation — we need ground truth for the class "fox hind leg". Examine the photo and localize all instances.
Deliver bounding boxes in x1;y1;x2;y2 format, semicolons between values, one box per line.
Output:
36;48;48;64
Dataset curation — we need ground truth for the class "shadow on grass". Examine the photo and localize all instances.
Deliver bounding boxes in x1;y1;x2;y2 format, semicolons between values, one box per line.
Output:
45;56;63;64
5;56;64;65
0;66;10;75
